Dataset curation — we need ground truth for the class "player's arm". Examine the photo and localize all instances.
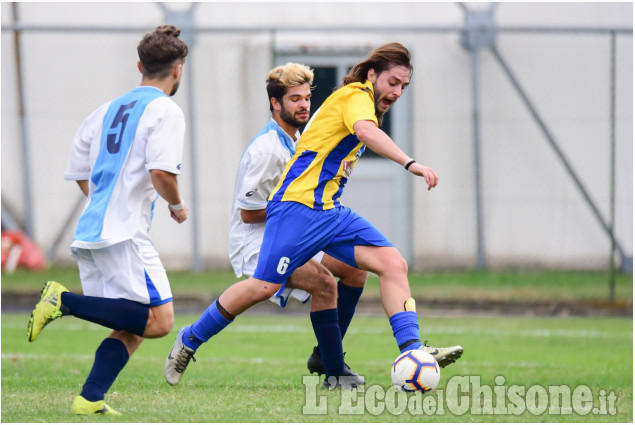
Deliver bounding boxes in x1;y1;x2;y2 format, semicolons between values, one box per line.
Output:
76;180;89;196
240;208;266;224
353;120;438;190
145;100;187;223
150;169;188;223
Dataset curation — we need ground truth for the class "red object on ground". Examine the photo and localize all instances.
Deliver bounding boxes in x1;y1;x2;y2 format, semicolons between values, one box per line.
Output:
1;230;46;272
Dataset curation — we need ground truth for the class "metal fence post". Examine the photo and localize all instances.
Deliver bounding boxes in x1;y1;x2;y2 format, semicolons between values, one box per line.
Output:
609;31;617;299
459;2;498;270
158;3;203;271
11;3;35;239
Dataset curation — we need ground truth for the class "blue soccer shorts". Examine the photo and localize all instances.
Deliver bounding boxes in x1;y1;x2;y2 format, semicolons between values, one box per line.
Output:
252;201;393;285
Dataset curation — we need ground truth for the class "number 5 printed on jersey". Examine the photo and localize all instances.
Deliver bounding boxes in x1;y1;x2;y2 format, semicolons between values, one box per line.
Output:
107;100;137;154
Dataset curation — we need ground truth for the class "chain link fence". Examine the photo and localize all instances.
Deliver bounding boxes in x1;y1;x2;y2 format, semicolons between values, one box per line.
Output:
1;3;632;273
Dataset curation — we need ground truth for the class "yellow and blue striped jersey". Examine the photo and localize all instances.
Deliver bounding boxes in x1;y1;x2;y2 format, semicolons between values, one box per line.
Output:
270;80;378;210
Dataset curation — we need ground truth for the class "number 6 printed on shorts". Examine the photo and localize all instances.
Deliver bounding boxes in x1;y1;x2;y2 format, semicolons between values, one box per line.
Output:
276;257;290;275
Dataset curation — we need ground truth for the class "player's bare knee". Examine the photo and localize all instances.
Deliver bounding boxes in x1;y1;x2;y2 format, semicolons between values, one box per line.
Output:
343;268;368;288
155;316;174;337
146;305;174;337
396;256;409;275
382;255;408;277
324;275;338;296
311;273;337;303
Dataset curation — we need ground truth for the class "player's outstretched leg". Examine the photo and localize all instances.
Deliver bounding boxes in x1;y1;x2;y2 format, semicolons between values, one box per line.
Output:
165;298;235;385
390;298;464;368
27;281;69;342
71;395;121;416
355;246;465;369
164;280;286;386
29;281;154;342
165;327;197;385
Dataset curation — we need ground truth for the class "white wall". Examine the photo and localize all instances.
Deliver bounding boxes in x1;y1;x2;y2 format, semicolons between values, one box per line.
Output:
1;2;632;270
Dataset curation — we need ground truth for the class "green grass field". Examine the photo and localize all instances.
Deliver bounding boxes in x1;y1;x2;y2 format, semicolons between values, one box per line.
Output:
2;311;632;422
2;267;633;302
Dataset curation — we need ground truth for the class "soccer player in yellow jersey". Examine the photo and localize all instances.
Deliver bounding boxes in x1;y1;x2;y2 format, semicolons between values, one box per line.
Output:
167;63;367;388
166;43;463;389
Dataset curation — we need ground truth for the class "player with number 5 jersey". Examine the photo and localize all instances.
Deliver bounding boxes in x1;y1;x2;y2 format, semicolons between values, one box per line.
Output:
27;25;189;416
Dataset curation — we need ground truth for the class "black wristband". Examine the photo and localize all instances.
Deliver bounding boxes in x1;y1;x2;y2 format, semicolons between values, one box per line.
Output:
404;159;416;170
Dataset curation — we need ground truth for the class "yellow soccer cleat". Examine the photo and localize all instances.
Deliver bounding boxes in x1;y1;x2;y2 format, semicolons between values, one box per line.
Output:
27;281;69;342
72;395;121;416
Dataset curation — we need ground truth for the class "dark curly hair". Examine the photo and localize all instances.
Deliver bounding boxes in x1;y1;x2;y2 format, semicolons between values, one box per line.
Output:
137;25;189;79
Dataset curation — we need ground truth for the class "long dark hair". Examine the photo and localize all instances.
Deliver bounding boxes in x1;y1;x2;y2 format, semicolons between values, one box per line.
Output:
342;42;412;86
342;43;412;125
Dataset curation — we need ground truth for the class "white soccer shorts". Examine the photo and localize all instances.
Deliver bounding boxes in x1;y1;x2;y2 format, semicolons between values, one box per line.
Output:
71;240;172;306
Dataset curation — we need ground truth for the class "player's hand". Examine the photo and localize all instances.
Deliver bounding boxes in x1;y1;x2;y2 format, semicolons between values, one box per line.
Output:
407;163;438;190
169;203;189;223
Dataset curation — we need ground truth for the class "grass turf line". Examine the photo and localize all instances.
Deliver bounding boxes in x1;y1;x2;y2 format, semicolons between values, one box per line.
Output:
2;267;633;302
2;313;632;422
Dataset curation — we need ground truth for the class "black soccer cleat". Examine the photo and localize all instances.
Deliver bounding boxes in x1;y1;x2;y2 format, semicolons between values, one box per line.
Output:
322;370;365;390
307;346;365;384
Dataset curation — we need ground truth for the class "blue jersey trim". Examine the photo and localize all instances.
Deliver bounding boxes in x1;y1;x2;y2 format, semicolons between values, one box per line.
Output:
274;124;295;157
74;87;166;242
241;119;295;162
144;269;163;305
149;194;158;232
149;297;173;307
271;150;318;203
313;134;361;210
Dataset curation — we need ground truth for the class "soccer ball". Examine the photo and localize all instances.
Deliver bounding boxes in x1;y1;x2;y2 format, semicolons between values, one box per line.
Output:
391;349;440;393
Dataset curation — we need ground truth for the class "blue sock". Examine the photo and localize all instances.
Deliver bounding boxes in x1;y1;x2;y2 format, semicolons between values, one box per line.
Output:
80;338;129;402
310;308;344;377
183;299;233;351
336;281;363;339
315;282;363;357
389;311;423;353
61;292;149;337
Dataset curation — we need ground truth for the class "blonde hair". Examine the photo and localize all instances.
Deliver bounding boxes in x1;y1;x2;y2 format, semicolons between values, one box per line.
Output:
266;63;314;111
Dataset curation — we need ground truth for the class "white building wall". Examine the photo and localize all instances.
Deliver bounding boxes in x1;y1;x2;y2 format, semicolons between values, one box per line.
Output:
1;2;632;270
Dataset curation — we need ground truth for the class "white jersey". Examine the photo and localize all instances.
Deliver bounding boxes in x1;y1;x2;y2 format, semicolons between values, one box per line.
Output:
229;119;298;277
65;86;185;249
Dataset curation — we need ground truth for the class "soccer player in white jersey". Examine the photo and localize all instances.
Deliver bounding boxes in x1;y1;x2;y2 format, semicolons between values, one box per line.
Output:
27;25;189;415
166;63;368;388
